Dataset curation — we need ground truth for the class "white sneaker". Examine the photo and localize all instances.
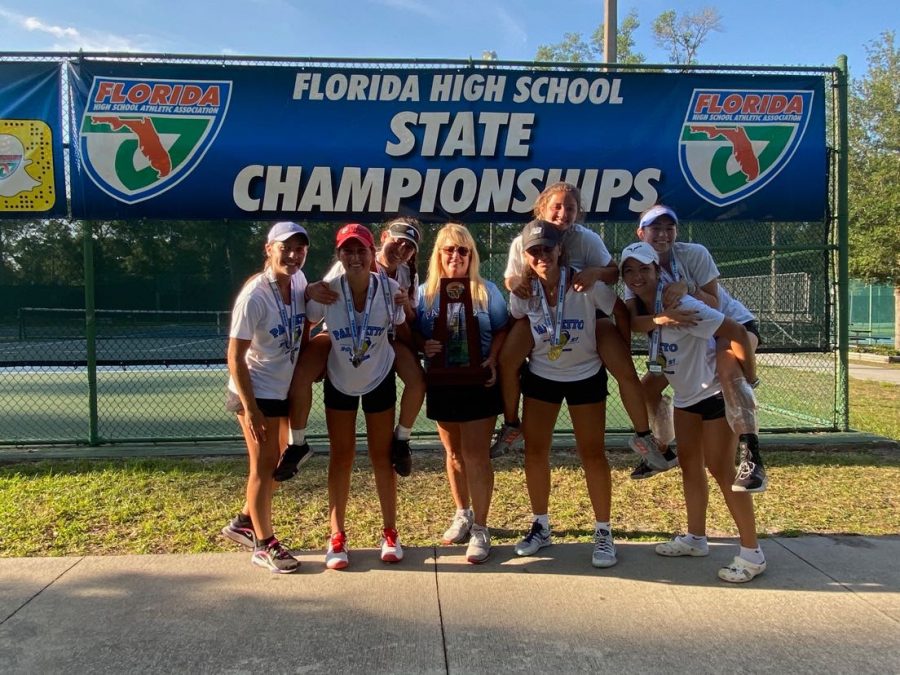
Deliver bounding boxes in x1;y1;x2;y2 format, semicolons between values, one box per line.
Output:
591;528;618;568
466;524;491;564
325;531;349;570
655;535;709;557
718;556;767;583
380;527;404;563
441;510;473;544
514;520;552;556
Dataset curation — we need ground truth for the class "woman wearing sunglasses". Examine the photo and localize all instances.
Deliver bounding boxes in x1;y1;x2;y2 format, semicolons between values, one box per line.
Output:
277;218;426;481
415;223;509;563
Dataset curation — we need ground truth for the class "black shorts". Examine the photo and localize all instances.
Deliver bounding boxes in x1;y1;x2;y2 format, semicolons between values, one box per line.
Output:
224;390;289;417
426;382;502;423
324;369;396;414
743;319;762;345
521;367;608;406
676;393;726;420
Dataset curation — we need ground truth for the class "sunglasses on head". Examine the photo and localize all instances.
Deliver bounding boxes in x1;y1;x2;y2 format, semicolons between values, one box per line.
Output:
441;245;470;257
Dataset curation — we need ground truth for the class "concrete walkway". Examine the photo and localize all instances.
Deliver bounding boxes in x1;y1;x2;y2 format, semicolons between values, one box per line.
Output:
1;535;898;673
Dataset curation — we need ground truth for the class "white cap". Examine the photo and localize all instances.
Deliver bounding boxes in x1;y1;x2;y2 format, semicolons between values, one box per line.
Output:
267;221;308;243
619;241;659;273
639;205;679;229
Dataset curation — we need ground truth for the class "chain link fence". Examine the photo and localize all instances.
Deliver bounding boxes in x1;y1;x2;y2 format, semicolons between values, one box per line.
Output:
0;53;844;445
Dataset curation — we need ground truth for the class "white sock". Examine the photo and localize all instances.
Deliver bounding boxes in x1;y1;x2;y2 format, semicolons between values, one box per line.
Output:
455;508;470;519
681;533;708;549
289;428;306;445
395;425;412;441
740;546;766;565
533;514;550;530
595;521;611;533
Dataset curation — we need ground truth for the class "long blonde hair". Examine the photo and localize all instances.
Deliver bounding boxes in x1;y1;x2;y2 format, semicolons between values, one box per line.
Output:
424;223;489;310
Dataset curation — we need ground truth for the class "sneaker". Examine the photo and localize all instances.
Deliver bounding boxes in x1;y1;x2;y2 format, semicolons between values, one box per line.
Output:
732;439;768;493
466;524;491;564
718;555;767;583
591;528;618;568
273;442;314;482
441;510;473;545
628;433;671;472
629;447;679;480
391;437;412;477
514;520;552;557
325;531;349;570
490;422;522;459
221;516;256;548
655;536;709;557
251;538;300;574
380;527;404;563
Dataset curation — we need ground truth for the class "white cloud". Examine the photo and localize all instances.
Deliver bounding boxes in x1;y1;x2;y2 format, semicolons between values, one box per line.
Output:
371;0;442;22
0;6;145;52
492;5;527;46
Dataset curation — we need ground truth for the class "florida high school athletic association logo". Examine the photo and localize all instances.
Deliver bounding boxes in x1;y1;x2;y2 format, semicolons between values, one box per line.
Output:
678;89;814;207
78;77;232;204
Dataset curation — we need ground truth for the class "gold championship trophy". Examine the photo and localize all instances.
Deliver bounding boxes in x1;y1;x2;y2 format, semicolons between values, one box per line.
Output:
426;278;489;386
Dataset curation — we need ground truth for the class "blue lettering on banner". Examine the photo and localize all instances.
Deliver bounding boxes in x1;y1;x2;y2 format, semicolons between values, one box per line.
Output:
67;61;826;222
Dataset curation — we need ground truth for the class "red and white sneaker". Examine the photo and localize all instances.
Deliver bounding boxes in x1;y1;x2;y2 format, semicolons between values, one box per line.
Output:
325;531;349;570
380;527;404;563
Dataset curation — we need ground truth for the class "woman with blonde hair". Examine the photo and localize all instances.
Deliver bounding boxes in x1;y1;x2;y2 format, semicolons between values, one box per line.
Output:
415;223;509;563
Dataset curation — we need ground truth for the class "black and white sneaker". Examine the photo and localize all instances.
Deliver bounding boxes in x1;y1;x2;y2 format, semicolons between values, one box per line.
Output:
732;437;768;493
629;447;678;480
391;437;412;477
273;442;314;482
221;515;256;548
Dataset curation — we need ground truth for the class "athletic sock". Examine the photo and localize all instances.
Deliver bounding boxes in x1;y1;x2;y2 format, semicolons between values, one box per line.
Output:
594;520;611;533
395;425;412;441
533;514;550;530
289;428;306;445
740;546;766;565
236;513;252;526
680;533;708;551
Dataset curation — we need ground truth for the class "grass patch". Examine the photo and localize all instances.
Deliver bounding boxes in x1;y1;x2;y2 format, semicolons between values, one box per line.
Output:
2;450;898;557
849;378;900;440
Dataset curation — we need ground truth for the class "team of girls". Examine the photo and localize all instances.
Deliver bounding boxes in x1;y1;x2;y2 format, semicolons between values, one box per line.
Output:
224;190;768;582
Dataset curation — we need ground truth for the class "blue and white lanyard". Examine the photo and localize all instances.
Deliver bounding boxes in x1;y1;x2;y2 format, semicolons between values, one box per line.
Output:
341;274;376;362
649;254;682;371
267;271;300;364
534;267;567;346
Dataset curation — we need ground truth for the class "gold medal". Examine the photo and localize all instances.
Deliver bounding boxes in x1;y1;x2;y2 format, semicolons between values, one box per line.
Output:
548;344;563;361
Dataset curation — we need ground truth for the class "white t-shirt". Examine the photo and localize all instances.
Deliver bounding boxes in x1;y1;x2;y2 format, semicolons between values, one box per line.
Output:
656;295;726;408
324;254;419;307
510;277;617;381
624;242;754;324
227;270;308;400
504;224;612;280
307;272;405;397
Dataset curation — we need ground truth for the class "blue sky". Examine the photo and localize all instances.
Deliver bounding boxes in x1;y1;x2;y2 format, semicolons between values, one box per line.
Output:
0;0;896;76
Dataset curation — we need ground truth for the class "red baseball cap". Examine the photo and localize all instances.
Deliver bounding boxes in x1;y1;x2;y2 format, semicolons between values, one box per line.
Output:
335;223;375;249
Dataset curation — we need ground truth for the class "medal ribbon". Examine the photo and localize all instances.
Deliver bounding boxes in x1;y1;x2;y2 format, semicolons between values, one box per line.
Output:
267;270;301;364
341;274;376;362
377;267;396;339
648;278;665;369
536;267;567;346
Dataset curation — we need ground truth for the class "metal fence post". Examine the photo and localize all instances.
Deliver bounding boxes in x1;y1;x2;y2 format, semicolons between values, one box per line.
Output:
836;55;850;431
82;219;99;445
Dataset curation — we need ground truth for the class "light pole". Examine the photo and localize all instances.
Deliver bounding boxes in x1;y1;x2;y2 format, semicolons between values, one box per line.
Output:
604;0;617;64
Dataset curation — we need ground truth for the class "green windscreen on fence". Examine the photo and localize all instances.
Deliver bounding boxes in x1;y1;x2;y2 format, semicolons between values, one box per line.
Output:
1;217;838;444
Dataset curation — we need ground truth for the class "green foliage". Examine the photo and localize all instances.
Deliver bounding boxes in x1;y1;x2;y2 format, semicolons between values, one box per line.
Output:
535;9;645;64
651;7;723;65
848;31;900;287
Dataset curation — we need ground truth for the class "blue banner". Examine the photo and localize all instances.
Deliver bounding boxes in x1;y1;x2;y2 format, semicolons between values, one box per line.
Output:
69;61;826;222
0;61;66;218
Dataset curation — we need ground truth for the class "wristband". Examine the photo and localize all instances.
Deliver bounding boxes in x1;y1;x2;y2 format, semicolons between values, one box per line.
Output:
686;281;697;295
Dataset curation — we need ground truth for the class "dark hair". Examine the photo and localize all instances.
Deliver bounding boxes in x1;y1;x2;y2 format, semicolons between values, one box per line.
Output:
383;217;421;302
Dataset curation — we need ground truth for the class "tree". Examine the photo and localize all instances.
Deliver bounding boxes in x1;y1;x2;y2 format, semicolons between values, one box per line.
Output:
847;31;900;348
652;7;723;65
535;9;645;64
